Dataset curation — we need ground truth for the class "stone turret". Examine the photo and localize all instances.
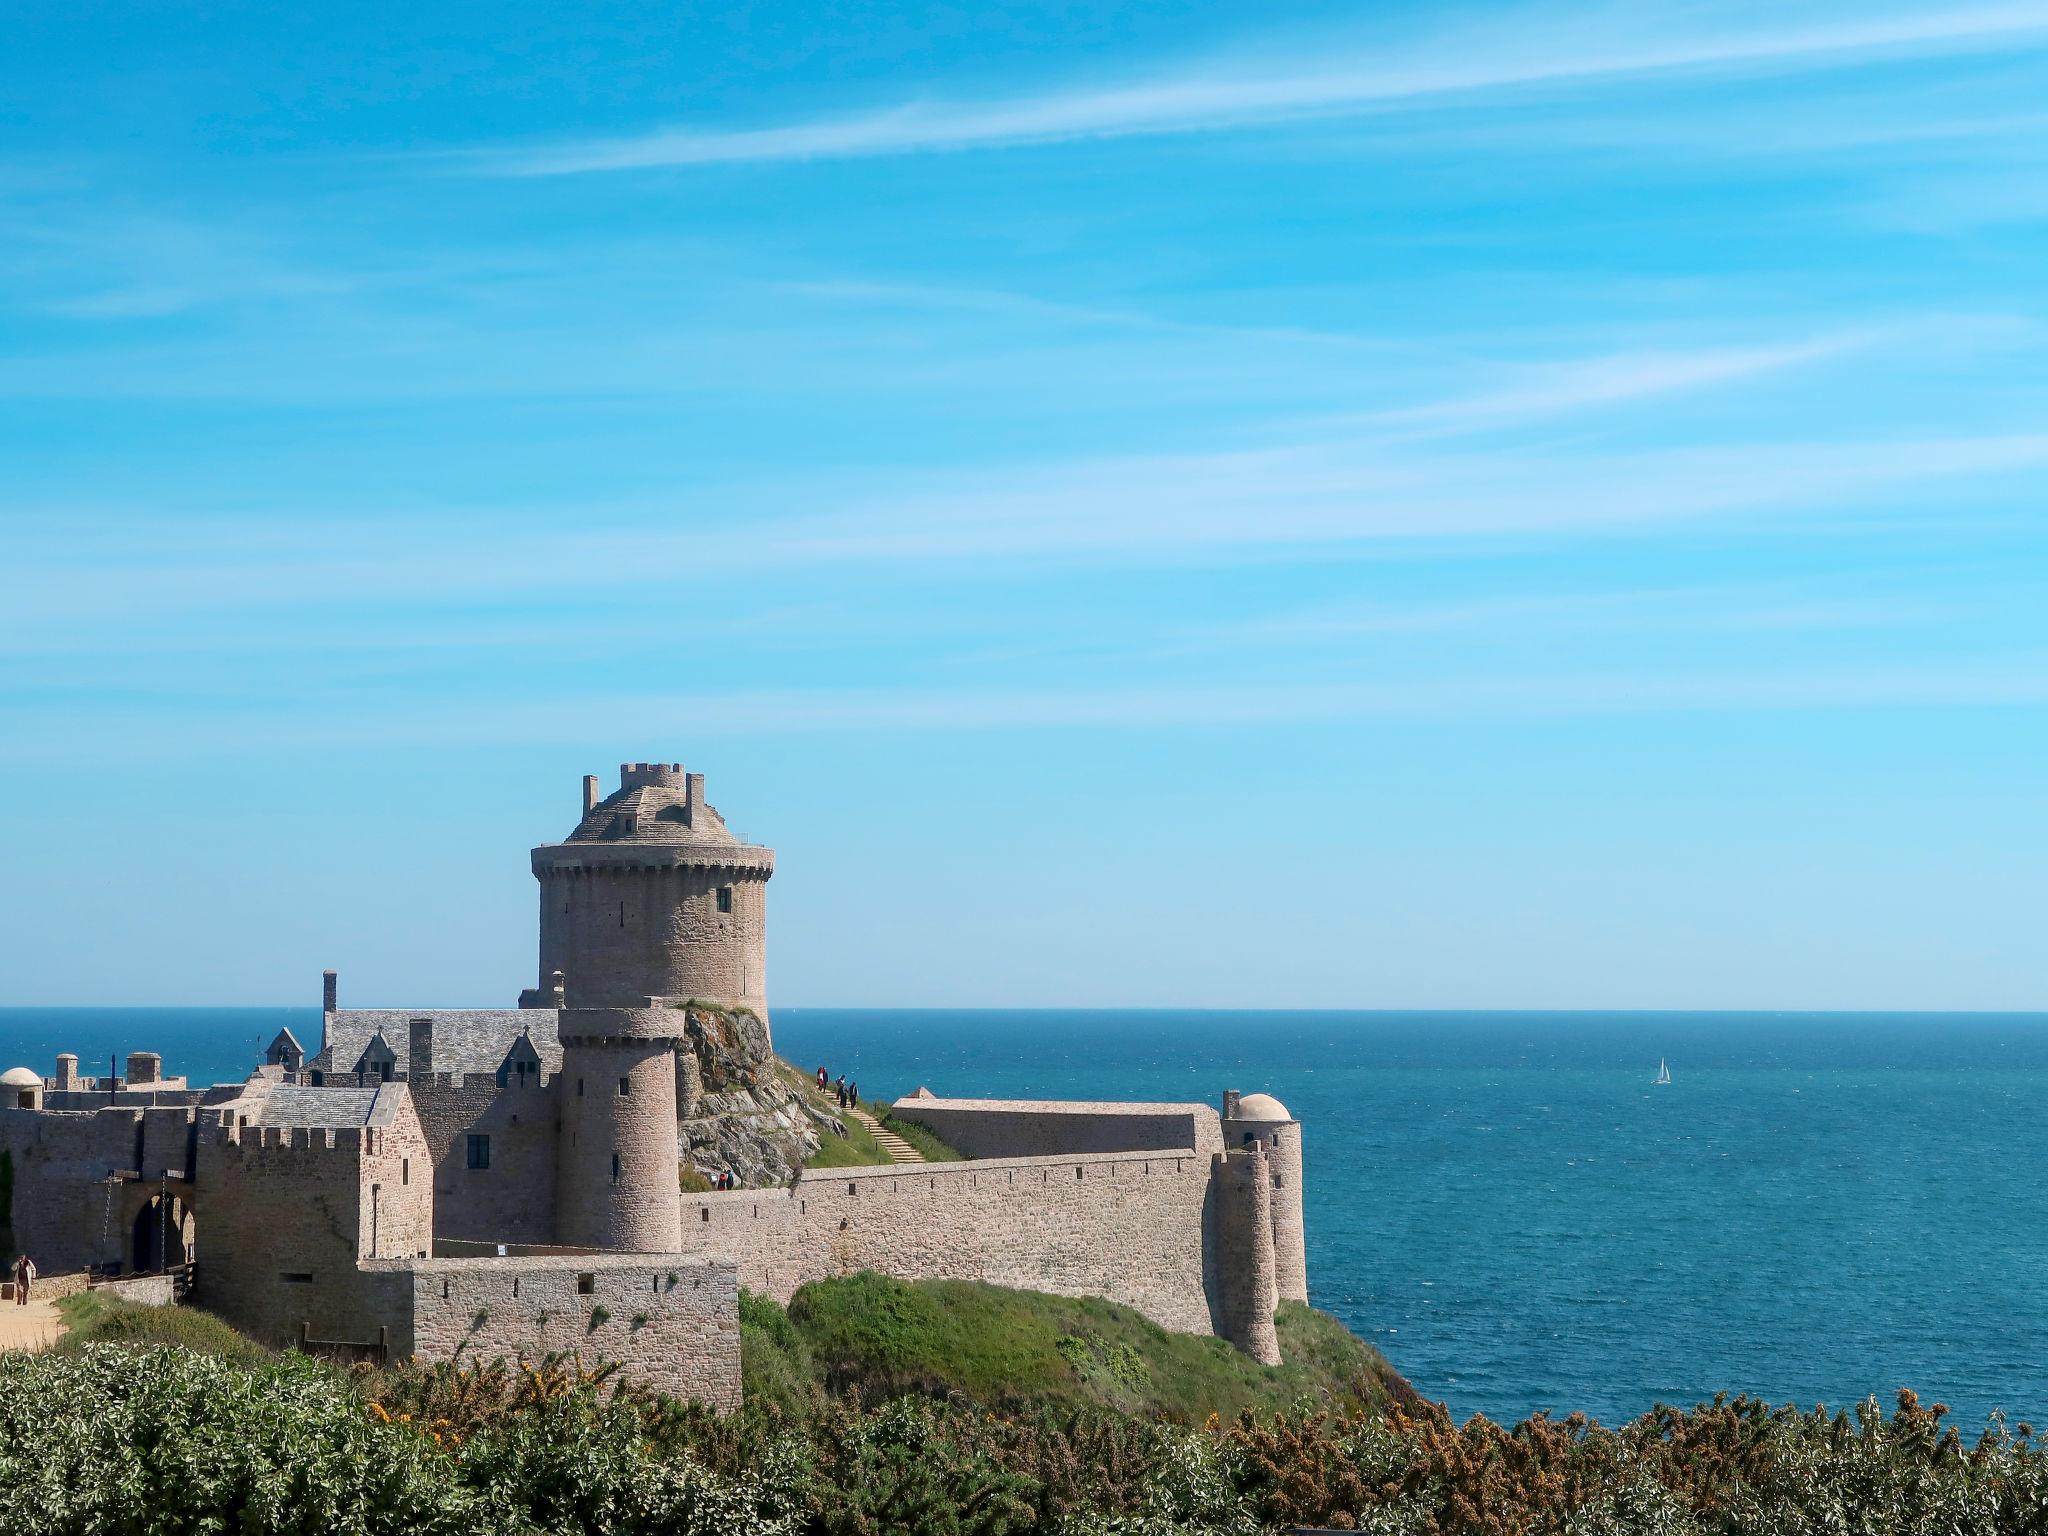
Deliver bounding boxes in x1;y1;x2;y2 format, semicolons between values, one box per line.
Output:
527;762;775;1031
554;1006;685;1252
1213;1138;1281;1365
1222;1090;1307;1305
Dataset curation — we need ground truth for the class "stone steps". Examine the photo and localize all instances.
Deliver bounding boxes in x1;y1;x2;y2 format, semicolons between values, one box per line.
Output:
847;1105;924;1163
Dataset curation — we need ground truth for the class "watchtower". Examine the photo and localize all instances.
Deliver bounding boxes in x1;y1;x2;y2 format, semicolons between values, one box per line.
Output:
1222;1091;1308;1305
528;762;776;1026
554;1006;685;1252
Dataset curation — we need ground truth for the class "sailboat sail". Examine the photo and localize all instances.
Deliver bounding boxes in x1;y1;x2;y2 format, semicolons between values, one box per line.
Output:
1654;1058;1671;1086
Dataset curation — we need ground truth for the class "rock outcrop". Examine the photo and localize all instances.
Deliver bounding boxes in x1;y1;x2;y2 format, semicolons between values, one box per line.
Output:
671;1002;837;1186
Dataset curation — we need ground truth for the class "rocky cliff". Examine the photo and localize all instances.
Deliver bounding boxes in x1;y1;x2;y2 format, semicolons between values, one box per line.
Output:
672;1002;841;1186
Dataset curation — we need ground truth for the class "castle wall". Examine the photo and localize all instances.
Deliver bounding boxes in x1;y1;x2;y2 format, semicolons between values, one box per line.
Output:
375;1254;740;1410
537;865;768;1015
890;1098;1225;1161
196;1102;432;1349
0;1107;151;1275
675;1149;1221;1338
409;1075;558;1246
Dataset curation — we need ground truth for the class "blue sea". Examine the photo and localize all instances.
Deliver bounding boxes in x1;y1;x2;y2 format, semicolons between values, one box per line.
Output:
6;1006;2046;1430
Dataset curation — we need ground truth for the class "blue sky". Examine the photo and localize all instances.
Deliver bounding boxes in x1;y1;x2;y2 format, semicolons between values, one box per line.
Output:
3;0;2046;1009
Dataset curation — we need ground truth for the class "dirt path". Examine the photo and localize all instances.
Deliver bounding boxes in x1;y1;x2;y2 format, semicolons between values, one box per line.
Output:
0;1299;67;1353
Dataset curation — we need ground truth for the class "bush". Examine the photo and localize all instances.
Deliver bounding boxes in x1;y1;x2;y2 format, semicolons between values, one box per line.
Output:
55;1291;273;1367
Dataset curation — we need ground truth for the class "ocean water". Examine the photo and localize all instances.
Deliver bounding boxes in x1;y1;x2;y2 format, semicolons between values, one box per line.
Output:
6;1006;2047;1430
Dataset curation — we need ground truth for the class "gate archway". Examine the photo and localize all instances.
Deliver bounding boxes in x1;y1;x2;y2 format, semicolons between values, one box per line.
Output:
131;1192;193;1274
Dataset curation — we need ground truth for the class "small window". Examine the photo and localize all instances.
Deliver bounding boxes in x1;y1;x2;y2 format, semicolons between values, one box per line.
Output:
280;1271;313;1285
618;1077;630;1096
577;1273;595;1295
466;1134;491;1170
611;1152;621;1184
578;1078;585;1097
401;1157;410;1186
716;886;733;913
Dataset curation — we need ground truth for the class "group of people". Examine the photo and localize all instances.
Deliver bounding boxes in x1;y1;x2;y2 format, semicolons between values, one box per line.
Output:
813;1065;860;1110
8;1253;32;1305
709;1169;736;1190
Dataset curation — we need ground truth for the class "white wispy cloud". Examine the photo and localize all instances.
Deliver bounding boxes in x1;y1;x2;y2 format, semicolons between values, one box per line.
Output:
474;4;2048;175
4;426;2045;640
8;663;2048;760
1356;334;1870;435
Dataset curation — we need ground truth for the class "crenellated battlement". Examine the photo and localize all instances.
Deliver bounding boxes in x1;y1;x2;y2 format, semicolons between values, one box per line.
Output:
619;761;688;790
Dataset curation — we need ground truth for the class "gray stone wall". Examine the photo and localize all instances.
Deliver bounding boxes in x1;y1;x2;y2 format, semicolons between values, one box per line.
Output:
377;1254;740;1411
676;1149;1222;1338
0;1106;152;1275
195;1095;432;1350
410;1075;558;1245
890;1098;1225;1161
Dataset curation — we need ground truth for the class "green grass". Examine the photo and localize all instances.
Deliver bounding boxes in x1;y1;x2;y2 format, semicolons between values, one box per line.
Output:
874;1108;964;1162
743;1273;1413;1423
777;1060;896;1169
802;1114;892;1168
55;1291;273;1368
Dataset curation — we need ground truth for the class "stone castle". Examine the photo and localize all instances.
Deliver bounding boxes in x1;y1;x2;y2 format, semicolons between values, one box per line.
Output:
0;761;1307;1406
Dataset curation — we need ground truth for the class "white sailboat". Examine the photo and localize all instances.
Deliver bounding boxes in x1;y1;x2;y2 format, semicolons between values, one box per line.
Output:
1654;1058;1672;1086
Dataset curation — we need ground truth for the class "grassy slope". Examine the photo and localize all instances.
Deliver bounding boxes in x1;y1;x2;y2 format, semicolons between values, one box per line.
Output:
874;1108;965;1163
742;1273;1416;1424
777;1062;966;1169
55;1291;272;1367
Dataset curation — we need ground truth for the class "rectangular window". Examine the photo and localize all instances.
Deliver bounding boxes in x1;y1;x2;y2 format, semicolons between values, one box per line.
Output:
280;1272;313;1285
577;1078;585;1097
466;1134;490;1170
577;1273;595;1295
401;1157;410;1186
716;886;733;913
618;1077;630;1096
611;1152;621;1184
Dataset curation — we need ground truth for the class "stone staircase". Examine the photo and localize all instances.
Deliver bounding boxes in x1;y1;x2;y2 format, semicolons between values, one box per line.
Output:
848;1105;924;1163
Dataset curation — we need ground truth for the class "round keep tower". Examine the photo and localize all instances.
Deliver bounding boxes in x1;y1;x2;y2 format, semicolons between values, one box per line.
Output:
1222;1091;1307;1305
554;1007;685;1251
529;762;776;1026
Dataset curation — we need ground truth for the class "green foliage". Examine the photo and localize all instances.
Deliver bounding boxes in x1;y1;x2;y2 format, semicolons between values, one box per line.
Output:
739;1288;820;1417
803;1115;893;1168
679;1163;714;1194
777;1275;1404;1422
16;1327;2048;1535
54;1291;273;1367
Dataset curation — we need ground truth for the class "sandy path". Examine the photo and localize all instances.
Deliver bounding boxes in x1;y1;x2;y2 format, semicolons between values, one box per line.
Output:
0;1299;66;1353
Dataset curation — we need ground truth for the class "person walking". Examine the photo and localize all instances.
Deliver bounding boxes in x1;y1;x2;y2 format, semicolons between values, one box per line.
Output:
816;1066;828;1092
12;1254;33;1306
835;1075;847;1108
848;1081;860;1110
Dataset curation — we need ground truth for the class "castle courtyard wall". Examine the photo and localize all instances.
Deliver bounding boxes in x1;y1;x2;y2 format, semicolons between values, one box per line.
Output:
676;1149;1221;1338
889;1098;1225;1161
372;1254;741;1411
408;1075;559;1245
1;1107;160;1275
196;1102;432;1350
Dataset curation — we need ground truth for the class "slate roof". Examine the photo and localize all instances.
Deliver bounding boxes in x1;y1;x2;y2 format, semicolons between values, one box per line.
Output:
313;1010;563;1081
252;1084;382;1128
